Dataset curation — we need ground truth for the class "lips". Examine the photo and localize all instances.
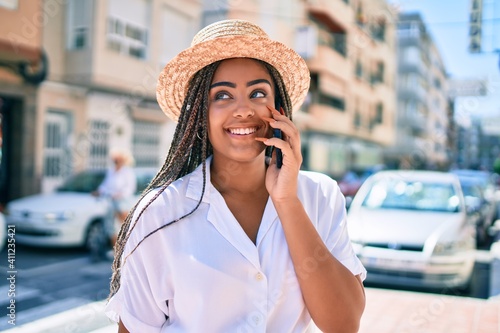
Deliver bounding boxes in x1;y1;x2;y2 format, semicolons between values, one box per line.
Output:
227;127;258;135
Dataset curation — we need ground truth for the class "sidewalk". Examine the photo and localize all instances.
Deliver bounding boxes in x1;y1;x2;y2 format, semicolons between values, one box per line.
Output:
360;288;499;333
3;287;499;333
4;241;500;333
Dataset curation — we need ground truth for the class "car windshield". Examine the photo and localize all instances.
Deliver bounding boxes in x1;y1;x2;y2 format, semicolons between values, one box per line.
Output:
452;170;491;188
461;183;482;198
57;172;105;193
362;178;461;212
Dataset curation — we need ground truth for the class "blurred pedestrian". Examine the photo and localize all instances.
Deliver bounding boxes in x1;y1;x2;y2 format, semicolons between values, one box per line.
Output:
106;19;366;333
93;148;136;249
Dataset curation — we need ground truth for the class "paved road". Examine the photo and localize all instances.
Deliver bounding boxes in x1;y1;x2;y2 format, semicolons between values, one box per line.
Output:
0;245;112;330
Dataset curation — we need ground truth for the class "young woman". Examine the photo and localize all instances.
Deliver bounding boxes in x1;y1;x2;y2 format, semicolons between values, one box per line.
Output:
106;19;366;333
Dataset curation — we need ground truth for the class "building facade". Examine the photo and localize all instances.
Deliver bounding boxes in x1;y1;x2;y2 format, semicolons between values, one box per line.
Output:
386;12;451;170
0;0;47;207
2;0;204;198
303;0;397;178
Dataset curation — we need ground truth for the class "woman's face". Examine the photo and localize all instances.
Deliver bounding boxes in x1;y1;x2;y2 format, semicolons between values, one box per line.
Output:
208;58;275;164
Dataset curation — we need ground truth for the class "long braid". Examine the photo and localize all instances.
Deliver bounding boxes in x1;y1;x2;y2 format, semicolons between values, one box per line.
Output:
109;60;292;298
109;62;218;298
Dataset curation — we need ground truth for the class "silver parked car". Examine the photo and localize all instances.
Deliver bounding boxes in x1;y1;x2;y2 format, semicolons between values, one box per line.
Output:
4;168;155;250
347;170;476;290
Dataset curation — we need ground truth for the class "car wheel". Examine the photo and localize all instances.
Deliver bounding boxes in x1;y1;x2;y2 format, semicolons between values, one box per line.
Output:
86;221;107;258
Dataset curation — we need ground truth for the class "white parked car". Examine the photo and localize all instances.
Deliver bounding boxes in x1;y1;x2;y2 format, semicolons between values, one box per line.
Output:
347;170;477;290
4;168;156;250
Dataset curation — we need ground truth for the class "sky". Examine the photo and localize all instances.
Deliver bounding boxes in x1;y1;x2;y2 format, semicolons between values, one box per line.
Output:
390;0;500;125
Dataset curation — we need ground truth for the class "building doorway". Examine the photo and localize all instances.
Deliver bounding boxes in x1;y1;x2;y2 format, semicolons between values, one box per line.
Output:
0;96;23;210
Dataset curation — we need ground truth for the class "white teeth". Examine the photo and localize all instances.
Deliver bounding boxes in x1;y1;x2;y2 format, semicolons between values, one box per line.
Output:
229;127;257;135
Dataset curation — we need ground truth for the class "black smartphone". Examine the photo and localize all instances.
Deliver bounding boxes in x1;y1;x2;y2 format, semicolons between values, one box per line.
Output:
274;97;283;168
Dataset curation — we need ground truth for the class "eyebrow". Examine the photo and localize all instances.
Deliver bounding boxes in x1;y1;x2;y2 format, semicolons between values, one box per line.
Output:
210;81;236;89
246;79;272;87
209;79;272;89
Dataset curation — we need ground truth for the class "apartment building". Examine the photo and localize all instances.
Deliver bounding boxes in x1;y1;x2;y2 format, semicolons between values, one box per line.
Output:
202;0;397;178
303;0;397;177
386;12;450;170
0;0;47;206
5;0;203;195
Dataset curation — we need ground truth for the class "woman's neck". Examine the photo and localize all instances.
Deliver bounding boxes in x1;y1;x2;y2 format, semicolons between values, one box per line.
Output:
210;156;267;195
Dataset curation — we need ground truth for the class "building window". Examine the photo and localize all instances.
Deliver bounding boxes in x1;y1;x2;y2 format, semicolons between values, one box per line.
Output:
371;19;386;42
67;0;90;50
354;112;361;129
375;103;384;124
44;111;72;180
133;120;160;167
371;62;384;84
107;17;148;59
88;120;109;170
310;15;347;57
434;77;441;89
355;60;363;79
107;0;151;59
318;92;345;111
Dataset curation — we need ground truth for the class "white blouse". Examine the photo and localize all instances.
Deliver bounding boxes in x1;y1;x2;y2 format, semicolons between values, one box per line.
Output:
105;158;366;333
98;166;136;199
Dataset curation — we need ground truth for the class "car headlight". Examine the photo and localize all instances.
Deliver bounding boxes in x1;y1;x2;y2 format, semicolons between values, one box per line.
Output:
433;240;467;255
44;211;74;223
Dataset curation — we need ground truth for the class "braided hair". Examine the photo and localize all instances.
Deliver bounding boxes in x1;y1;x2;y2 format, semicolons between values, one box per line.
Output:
109;59;292;298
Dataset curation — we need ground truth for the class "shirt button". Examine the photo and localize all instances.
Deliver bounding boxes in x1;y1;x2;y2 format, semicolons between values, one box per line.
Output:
255;272;263;281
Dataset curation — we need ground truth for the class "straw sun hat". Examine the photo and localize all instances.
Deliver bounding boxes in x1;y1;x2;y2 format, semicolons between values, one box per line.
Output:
156;19;311;122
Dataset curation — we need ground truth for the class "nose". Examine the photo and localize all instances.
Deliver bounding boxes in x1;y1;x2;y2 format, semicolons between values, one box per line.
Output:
233;99;255;118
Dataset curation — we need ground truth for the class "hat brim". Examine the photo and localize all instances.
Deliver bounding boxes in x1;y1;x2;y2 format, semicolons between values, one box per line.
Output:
156;35;310;122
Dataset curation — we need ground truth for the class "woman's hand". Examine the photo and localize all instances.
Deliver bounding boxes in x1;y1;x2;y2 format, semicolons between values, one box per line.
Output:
255;105;303;202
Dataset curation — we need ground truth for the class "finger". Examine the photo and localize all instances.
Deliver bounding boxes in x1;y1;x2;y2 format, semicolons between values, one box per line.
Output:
266;105;291;122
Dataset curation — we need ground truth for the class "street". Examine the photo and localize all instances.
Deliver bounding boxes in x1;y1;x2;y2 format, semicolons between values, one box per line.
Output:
0;243;498;331
0;245;112;331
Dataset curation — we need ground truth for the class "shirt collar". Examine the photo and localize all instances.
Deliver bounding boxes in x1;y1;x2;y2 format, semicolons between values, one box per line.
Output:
185;156;213;203
185;156;279;253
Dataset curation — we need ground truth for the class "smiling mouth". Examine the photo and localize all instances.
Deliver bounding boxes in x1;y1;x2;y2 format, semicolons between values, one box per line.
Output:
228;127;258;135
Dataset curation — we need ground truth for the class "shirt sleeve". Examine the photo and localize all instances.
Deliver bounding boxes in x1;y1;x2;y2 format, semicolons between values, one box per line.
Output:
326;183;366;281
105;208;170;332
315;176;367;281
